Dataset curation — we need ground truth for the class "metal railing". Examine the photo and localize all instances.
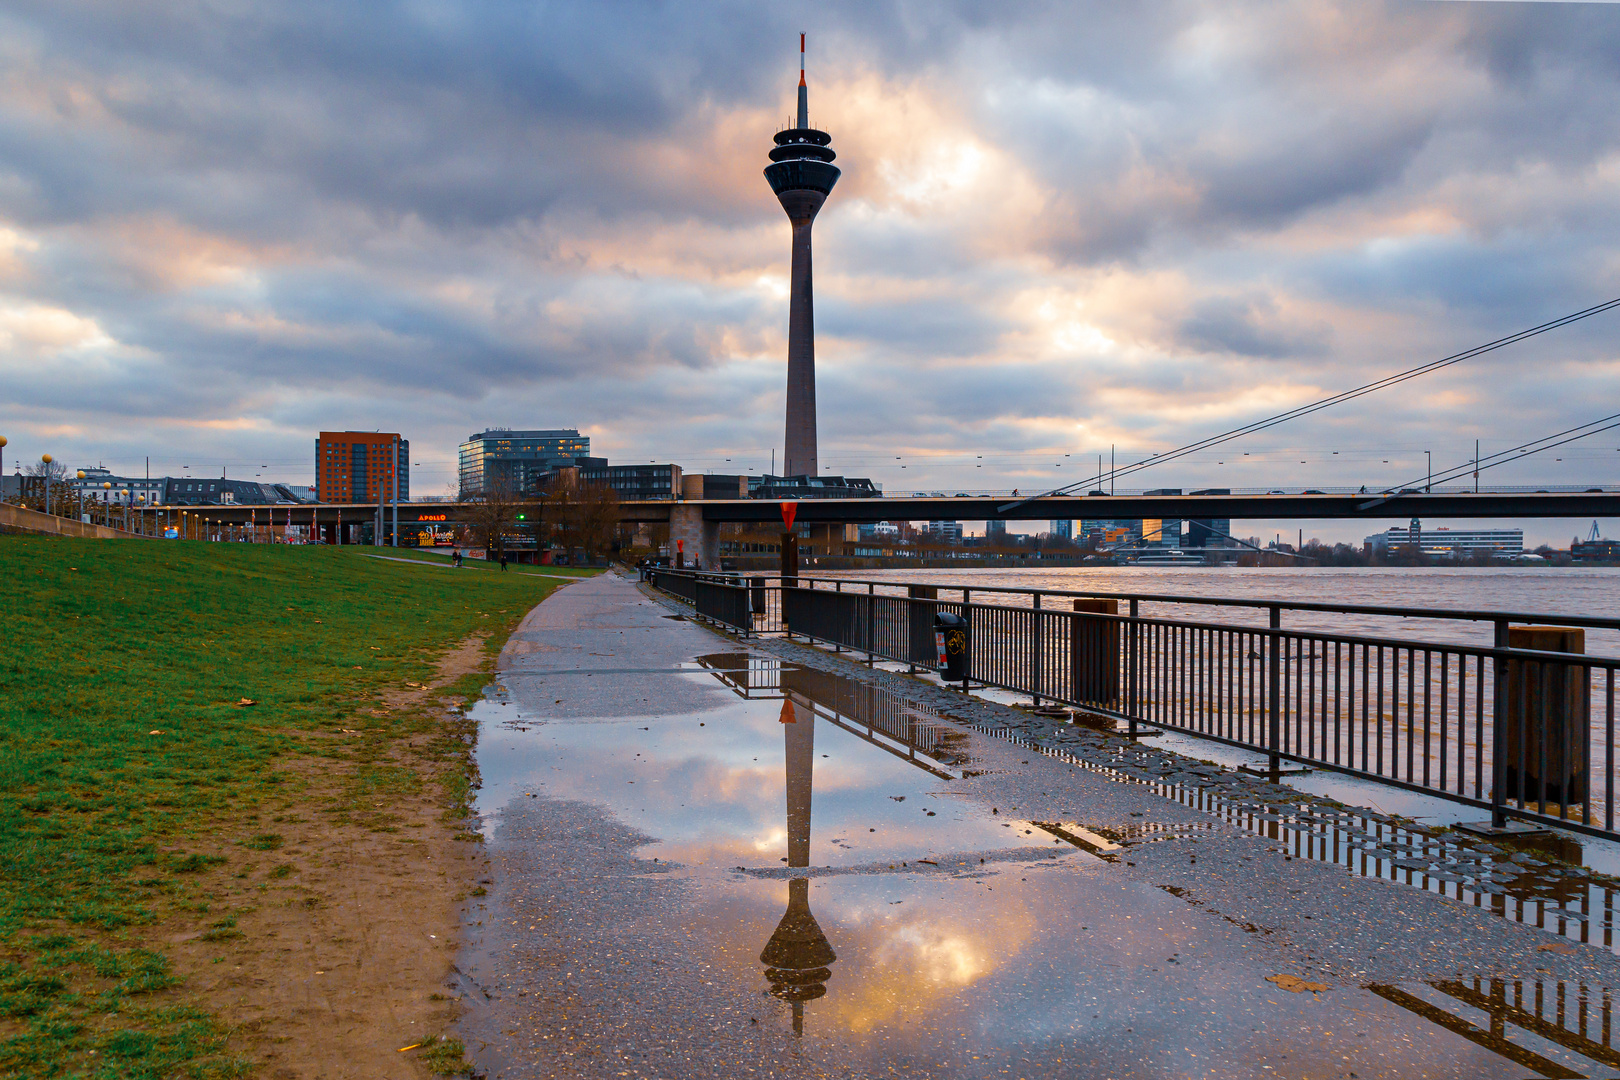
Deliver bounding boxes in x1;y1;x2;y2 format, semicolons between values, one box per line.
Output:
644;567;752;632
647;569;1620;838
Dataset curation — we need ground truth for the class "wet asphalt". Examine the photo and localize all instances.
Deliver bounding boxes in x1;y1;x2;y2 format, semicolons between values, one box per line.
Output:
454;571;1620;1079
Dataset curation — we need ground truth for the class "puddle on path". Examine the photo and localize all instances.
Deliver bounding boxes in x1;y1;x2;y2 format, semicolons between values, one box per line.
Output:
466;651;1620;1078
697;653;1620;956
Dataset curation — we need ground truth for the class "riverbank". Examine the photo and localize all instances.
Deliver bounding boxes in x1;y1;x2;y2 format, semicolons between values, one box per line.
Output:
0;538;574;1078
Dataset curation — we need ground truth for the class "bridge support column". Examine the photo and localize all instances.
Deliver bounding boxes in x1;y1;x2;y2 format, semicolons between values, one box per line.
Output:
670;505;720;571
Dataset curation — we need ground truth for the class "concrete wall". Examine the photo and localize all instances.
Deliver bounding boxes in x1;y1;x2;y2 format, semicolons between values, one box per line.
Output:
0;503;151;540
669;504;720;569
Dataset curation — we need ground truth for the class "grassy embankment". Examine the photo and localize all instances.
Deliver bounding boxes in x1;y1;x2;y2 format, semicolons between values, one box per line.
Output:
0;537;571;1078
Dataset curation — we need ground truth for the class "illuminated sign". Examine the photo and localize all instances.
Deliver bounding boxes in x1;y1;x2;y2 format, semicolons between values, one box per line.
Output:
418;514;447;521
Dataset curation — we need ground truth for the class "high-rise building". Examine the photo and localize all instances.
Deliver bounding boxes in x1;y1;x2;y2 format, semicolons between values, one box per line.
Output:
1050;519;1074;540
1187;489;1231;548
458;429;593;495
1142;489;1183;547
927;521;963;543
316;432;408;503
765;35;840;477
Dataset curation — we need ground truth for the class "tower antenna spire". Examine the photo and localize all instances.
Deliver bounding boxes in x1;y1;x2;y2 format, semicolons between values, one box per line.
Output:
797;32;808;128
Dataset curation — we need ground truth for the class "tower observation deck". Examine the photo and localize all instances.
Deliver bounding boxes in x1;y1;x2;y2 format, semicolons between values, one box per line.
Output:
765;34;840;478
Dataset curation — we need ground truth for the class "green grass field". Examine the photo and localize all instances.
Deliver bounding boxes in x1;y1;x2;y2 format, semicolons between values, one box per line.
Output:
0;537;572;1078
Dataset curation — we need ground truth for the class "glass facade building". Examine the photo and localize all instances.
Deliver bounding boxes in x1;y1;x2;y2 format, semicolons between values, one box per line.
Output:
458;429;592;496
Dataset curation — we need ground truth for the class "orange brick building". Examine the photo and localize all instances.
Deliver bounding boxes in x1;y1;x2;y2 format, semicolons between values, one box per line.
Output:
315;432;408;503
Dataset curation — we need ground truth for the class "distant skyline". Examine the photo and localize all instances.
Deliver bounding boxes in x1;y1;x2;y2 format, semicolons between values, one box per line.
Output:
2;2;1617;546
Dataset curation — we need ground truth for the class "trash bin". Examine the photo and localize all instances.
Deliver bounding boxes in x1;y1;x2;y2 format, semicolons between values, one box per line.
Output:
1071;599;1120;705
934;611;970;685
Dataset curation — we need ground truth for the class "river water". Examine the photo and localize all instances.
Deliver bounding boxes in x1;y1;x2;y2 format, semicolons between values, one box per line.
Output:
821;566;1620;657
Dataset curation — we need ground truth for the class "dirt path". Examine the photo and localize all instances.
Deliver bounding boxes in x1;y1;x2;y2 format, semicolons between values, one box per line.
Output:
156;634;501;1079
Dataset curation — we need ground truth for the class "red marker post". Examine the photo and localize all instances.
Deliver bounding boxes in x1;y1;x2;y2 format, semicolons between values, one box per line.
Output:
780;501;799;589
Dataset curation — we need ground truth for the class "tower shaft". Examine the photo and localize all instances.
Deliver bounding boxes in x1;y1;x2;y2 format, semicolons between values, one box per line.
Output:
784;207;821;478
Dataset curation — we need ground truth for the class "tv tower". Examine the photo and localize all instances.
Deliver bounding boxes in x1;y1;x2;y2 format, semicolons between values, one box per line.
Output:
765;33;840;477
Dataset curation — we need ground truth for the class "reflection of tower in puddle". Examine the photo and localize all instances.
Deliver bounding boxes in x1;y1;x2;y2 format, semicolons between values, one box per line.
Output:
760;696;836;1035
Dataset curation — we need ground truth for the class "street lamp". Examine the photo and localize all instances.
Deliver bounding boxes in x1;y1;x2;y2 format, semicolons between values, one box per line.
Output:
41;454;53;515
103;482;113;527
1425;450;1432;493
0;435;7;502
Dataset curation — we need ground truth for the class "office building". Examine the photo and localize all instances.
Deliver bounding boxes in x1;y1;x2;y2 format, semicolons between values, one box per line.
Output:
927;521;963;543
576;463;682;501
765;36;841;476
696;474;750;500
458;429;592;496
316;432;408;503
1187;489;1231;548
986;518;1008;539
1364;521;1523;557
1050;519;1073;540
1082;519;1140;545
1574;538;1620;561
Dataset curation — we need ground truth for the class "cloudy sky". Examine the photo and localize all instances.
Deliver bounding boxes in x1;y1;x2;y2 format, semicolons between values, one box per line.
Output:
2;0;1618;540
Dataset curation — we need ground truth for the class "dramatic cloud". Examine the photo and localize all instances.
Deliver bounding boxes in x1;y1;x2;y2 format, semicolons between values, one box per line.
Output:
2;0;1618;539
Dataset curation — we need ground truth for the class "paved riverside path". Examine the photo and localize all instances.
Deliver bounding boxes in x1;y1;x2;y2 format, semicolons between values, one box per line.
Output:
456;571;1620;1080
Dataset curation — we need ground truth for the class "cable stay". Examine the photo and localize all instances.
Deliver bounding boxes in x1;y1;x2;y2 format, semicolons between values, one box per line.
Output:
998;297;1620;514
1356;413;1620;510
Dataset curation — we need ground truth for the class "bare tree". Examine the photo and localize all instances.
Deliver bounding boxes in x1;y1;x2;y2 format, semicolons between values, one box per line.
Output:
546;475;620;564
464;474;523;560
22;459;72;515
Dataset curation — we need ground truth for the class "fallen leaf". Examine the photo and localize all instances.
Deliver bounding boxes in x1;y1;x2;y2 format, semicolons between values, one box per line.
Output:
148;730;164;735
236;698;257;707
397;1044;422;1053
1538;942;1578;954
1266;974;1328;993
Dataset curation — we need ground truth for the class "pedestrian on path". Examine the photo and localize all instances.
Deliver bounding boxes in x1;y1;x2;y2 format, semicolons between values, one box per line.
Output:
500;553;508;572
453;550;462;568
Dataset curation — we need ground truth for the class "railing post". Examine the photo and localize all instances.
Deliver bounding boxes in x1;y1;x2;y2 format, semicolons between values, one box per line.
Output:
1269;605;1282;782
1032;593;1043;707
866;584;876;666
1128;599;1139;737
1492;618;1509;828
